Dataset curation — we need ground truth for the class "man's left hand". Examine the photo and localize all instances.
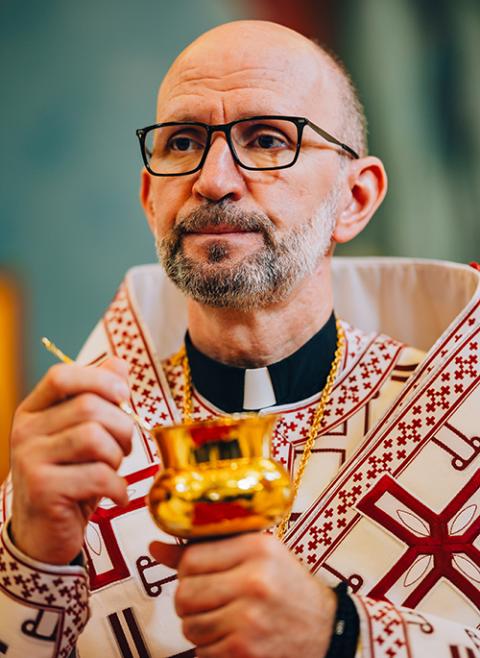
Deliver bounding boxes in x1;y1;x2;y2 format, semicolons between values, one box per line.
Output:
150;533;337;658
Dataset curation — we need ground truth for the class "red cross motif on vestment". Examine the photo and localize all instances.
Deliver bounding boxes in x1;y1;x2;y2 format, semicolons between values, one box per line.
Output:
86;464;159;590
357;471;480;609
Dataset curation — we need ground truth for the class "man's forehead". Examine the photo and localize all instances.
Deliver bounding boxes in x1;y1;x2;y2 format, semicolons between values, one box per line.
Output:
156;40;338;123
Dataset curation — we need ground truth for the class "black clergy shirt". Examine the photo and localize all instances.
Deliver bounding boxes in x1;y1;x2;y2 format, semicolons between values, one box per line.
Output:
184;311;337;413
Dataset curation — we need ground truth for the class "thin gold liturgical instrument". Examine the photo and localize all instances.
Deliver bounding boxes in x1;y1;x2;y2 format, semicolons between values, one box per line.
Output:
41;337;152;431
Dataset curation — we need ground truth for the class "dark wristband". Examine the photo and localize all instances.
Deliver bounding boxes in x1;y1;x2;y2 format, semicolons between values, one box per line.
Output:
324;581;360;658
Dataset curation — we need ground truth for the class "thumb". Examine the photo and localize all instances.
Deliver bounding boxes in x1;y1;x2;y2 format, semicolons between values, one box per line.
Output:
149;540;185;569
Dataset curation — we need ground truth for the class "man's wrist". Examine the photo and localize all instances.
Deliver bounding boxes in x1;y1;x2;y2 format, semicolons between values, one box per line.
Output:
6;518;85;569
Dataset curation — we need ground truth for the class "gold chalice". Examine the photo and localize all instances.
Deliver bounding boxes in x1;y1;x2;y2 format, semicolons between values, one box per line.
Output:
148;414;293;539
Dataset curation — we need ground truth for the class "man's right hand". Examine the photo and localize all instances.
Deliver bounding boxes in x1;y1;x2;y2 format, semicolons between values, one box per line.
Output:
9;358;134;565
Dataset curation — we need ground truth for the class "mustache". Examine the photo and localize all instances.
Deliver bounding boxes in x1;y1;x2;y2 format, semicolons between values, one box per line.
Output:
170;203;276;244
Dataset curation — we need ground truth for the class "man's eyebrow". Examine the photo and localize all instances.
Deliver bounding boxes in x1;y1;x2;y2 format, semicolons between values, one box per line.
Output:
156;112;292;124
157;113;202;123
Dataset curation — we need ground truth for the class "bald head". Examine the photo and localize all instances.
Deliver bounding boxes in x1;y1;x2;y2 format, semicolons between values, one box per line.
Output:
158;20;367;157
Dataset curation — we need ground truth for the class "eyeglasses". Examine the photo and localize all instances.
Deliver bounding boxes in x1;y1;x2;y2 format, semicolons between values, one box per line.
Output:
136;115;359;176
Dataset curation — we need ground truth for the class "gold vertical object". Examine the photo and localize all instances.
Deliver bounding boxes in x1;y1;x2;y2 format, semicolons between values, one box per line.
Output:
0;274;22;482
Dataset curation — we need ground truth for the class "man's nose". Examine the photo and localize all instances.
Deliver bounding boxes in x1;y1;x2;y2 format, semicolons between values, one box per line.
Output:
191;135;246;203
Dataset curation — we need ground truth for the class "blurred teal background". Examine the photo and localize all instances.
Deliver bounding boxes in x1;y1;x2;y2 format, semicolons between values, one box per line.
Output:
0;0;479;393
0;0;248;390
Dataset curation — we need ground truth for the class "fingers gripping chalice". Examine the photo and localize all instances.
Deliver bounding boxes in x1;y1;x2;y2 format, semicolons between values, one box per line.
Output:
147;415;293;539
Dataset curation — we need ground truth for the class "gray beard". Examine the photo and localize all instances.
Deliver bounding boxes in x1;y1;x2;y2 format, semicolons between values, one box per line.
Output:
156;191;339;310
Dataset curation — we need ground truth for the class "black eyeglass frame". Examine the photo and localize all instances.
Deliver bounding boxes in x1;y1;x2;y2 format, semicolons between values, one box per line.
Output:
136;115;359;176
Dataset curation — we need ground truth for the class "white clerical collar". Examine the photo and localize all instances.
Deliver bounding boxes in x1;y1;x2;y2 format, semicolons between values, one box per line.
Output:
243;367;276;410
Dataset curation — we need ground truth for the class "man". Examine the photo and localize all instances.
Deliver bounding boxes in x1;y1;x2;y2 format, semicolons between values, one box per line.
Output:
1;20;479;658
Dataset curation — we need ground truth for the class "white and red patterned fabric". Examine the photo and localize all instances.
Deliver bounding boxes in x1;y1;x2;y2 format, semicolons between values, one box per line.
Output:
0;258;479;658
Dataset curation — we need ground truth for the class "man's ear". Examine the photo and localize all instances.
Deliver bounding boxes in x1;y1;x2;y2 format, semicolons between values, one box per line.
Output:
333;156;388;244
140;168;156;233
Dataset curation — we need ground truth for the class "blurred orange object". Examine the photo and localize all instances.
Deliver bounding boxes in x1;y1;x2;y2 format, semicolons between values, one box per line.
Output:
0;272;22;482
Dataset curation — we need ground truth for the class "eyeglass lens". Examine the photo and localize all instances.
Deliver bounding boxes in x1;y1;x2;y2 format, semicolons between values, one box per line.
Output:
144;118;299;174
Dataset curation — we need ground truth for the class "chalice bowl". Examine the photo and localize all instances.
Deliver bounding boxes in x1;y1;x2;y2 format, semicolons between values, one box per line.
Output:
147;414;292;539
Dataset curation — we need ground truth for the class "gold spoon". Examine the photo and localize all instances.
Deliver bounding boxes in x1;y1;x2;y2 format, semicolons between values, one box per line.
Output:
41;336;152;432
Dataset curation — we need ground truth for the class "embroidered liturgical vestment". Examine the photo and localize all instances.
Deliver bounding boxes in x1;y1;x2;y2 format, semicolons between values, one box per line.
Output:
0;258;479;658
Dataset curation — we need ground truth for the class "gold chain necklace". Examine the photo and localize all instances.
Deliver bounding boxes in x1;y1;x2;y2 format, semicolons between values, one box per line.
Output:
167;319;345;540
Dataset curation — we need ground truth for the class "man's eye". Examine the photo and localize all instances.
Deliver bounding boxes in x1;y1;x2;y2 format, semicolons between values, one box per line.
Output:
251;133;288;149
168;136;203;151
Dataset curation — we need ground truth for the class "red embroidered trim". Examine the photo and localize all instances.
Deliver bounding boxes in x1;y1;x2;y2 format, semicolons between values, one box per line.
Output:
285;308;479;581
354;595;411;658
0;526;89;658
103;283;177;463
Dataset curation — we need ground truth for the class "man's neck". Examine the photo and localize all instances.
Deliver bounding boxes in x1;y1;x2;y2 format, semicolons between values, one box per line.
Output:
186;261;333;368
